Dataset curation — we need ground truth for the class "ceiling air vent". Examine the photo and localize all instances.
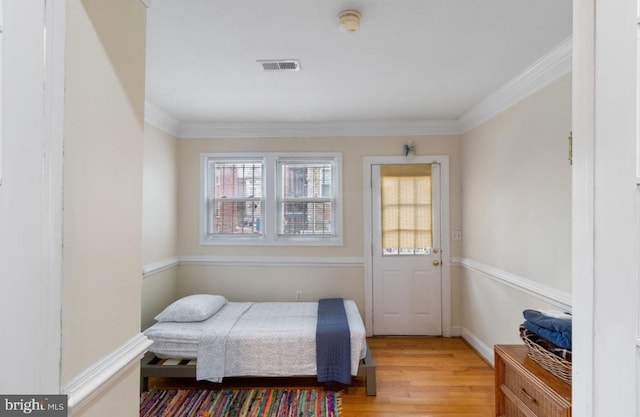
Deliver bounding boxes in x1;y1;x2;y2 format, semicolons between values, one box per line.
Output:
257;59;300;72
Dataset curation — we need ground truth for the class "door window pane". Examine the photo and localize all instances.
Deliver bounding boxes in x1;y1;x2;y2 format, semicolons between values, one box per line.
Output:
381;164;432;255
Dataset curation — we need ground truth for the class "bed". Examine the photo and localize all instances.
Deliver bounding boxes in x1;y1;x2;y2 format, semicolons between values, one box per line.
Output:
141;295;376;395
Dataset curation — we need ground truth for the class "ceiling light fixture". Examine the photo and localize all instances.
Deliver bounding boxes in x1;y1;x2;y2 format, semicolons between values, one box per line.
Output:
337;10;361;33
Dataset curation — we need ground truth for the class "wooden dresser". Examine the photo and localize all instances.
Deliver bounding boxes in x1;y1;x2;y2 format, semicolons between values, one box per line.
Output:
495;344;571;417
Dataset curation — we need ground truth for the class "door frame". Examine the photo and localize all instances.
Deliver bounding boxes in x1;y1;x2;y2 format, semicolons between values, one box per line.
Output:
363;155;451;337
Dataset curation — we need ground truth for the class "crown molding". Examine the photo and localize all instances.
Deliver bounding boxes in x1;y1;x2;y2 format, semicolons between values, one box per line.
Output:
177;119;462;139
458;36;572;133
143;37;572;139
144;101;180;137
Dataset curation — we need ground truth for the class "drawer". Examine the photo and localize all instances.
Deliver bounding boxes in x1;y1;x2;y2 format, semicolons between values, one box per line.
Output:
503;396;529;417
503;363;569;417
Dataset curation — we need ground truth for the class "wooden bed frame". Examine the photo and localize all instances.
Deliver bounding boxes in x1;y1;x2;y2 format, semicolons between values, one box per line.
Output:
140;345;377;396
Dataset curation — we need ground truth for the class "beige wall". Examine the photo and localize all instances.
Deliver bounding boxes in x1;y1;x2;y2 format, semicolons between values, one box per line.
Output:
178;265;364;311
141;123;179;328
143;123;178;263
461;267;566;358
74;368;140;417
176;135;462;322
462;74;572;291
460;73;572;355
142;268;177;330
178;135;462;257
62;0;146;415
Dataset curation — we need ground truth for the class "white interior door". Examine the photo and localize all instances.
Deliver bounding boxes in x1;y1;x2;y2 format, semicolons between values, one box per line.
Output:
371;163;442;335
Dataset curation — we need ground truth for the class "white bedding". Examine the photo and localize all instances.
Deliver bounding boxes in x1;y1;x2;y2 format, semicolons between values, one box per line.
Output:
143;300;367;382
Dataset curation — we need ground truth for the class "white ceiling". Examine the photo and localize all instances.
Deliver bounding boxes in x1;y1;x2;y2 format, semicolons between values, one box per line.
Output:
145;0;572;132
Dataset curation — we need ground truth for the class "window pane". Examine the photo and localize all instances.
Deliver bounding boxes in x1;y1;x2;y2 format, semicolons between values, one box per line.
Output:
213;200;262;235
208;159;264;237
281;162;332;198
214;162;262;198
282;202;333;235
278;159;336;237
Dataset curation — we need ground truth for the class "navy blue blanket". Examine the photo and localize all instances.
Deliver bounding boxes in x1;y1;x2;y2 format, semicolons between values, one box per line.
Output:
316;298;351;385
523;309;572;350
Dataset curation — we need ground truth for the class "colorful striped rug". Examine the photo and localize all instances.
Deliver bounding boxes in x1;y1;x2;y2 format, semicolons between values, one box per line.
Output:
140;388;341;417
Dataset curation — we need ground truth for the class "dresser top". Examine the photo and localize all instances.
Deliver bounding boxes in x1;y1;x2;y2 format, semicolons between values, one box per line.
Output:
495;344;572;402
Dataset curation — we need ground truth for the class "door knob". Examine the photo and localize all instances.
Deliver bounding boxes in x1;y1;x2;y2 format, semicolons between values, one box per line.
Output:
433;260;440;266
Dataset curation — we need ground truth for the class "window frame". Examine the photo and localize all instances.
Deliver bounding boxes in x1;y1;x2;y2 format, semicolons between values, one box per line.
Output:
202;156;266;242
276;156;340;241
200;152;343;246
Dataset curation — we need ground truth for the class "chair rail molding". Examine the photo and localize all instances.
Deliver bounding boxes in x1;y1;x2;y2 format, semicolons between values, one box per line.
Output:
142;256;180;278
460;257;571;311
61;333;152;415
142;256;364;280
143;255;466;272
178;255;365;268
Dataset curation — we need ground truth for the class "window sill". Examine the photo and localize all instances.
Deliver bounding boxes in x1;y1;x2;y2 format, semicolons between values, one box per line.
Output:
200;235;343;246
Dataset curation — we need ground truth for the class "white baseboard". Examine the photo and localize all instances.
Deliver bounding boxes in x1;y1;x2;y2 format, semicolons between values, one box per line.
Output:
61;333;152;415
450;326;462;337
461;327;494;366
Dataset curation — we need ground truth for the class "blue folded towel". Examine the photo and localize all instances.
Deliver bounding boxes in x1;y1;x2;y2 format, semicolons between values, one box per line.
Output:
523;309;572;333
523;309;572;350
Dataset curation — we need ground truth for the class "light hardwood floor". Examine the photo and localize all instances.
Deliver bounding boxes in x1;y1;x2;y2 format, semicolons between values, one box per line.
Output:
340;337;495;417
146;337;495;417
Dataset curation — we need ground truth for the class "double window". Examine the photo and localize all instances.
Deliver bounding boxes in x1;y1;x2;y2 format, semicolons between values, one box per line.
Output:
201;153;342;245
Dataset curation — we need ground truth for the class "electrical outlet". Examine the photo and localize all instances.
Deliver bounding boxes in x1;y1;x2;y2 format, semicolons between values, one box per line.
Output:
451;230;463;241
296;290;303;302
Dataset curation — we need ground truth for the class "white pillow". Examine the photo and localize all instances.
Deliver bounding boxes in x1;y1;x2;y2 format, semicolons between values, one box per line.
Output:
154;294;227;322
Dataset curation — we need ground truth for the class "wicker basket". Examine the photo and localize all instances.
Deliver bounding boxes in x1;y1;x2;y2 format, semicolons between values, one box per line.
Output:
522;335;572;384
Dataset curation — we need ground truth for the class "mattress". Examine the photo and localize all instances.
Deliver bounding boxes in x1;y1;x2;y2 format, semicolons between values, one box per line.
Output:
143;300;367;380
